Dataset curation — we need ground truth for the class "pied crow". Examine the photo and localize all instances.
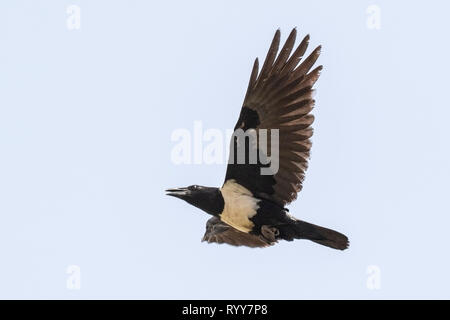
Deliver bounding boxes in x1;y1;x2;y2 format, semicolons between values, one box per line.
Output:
166;29;349;250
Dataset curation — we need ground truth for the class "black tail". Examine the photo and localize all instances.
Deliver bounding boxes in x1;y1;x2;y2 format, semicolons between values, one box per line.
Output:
278;220;349;250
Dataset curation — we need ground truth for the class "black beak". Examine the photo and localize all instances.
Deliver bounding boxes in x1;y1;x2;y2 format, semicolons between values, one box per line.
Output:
165;187;191;199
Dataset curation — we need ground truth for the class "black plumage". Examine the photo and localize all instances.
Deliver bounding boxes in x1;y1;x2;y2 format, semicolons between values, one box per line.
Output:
166;29;349;250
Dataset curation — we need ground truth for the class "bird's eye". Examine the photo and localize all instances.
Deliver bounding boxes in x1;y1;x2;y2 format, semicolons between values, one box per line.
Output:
189;185;199;191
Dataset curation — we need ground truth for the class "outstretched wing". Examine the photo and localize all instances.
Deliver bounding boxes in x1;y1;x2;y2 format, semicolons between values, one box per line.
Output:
202;217;275;248
224;28;321;207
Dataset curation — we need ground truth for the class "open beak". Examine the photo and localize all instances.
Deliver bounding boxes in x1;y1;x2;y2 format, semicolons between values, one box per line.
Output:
165;187;190;199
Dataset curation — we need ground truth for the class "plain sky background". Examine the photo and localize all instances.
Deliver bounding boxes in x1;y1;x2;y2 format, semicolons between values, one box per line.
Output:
1;0;449;299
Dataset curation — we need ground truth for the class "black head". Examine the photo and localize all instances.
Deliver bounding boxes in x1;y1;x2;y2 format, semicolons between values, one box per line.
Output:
165;185;224;216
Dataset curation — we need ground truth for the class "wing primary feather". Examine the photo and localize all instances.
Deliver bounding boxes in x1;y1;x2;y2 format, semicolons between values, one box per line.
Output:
255;29;280;88
281;34;310;75
243;58;259;105
271;28;297;75
291;45;322;80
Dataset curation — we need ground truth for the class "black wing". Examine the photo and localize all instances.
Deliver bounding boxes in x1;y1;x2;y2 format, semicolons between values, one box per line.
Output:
224;28;322;207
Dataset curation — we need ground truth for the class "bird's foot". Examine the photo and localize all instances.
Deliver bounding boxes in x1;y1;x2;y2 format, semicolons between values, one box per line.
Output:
260;225;280;243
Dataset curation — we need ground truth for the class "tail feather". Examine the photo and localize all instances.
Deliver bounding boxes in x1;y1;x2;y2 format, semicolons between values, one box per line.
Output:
278;220;349;250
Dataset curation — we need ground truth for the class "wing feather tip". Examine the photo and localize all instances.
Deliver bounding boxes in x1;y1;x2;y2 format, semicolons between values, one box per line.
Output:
315;45;322;55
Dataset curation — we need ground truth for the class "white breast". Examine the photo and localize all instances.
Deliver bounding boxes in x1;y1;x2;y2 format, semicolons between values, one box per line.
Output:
219;179;260;233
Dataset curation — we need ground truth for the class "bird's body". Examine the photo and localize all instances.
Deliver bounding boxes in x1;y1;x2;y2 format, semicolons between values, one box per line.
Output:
219;179;260;233
166;28;349;250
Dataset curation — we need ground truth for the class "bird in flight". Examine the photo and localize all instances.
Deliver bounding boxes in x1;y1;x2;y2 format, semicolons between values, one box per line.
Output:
166;28;349;250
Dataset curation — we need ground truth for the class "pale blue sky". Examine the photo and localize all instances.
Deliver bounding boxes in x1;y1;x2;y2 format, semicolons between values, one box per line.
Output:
1;0;449;299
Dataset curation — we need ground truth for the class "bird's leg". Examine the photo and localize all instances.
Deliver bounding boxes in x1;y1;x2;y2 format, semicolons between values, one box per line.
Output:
260;225;280;243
